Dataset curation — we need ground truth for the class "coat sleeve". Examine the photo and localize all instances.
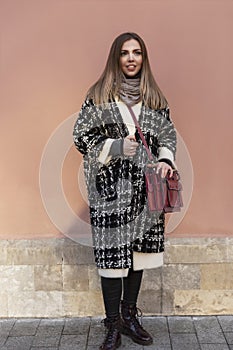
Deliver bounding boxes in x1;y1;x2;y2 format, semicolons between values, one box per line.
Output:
157;107;177;164
73;99;108;156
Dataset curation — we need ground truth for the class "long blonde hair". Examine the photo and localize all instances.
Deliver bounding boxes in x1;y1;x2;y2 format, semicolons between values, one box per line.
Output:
87;32;168;110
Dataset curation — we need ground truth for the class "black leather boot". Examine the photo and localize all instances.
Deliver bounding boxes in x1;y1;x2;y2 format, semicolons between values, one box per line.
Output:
99;316;122;350
120;301;153;346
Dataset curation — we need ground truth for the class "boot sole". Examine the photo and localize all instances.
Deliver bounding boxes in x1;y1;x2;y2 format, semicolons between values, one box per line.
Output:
120;328;153;346
99;337;121;350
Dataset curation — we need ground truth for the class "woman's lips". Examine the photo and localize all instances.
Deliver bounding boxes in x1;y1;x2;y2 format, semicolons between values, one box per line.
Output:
126;65;136;70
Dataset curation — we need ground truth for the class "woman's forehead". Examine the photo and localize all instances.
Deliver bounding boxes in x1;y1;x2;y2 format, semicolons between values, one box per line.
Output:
121;39;141;50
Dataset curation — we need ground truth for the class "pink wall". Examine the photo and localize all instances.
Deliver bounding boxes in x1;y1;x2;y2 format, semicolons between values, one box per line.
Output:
1;0;233;239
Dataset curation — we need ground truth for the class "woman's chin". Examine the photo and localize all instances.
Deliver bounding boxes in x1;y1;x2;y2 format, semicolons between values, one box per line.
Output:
123;70;141;79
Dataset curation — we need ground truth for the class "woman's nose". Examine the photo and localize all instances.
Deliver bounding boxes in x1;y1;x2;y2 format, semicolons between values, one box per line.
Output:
128;52;134;61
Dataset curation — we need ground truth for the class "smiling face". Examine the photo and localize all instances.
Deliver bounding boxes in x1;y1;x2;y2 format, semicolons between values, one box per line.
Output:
119;39;143;78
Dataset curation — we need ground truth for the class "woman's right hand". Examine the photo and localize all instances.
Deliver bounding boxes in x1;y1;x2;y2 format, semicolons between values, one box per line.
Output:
123;135;139;156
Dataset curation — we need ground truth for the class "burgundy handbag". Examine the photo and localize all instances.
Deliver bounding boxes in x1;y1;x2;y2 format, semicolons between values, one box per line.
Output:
127;105;183;213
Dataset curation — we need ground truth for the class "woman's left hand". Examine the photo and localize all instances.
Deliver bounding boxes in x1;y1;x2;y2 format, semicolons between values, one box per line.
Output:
156;162;173;178
147;161;173;178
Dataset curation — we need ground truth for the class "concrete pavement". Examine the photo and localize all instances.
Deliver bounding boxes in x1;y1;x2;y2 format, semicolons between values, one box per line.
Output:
0;315;233;349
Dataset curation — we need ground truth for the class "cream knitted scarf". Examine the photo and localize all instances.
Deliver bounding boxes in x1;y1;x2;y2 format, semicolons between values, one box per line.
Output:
118;77;141;106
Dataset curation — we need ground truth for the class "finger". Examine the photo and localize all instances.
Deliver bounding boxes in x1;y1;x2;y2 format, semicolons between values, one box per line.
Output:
156;165;162;174
165;167;173;178
168;168;174;177
131;141;139;148
130;145;139;152
129;152;136;157
127;135;136;142
161;168;167;178
161;166;170;178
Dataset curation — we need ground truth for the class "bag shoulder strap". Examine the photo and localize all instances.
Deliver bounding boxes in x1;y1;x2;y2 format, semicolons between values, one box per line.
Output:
127;105;154;162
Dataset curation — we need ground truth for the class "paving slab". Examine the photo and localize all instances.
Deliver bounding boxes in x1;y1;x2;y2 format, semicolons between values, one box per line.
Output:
168;316;195;333
59;334;88;349
32;334;61;348
63;317;90;335
0;319;16;335
9;319;40;336
170;333;201;350
142;316;168;334
200;345;230;350
224;332;233;345
1;335;34;350
193;316;228;344
143;344;172;350
217;316;233;332
31;348;58;350
0;315;232;349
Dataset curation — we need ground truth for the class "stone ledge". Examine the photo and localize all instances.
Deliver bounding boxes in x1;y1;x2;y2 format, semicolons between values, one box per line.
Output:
174;290;233;315
0;237;232;317
200;263;233;290
165;237;232;264
0;238;94;266
1;237;232;266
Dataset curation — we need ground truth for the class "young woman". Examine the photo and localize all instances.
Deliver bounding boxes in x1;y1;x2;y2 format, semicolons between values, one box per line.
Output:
73;32;177;350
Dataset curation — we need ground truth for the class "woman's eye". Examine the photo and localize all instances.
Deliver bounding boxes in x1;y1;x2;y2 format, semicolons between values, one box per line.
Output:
120;50;142;57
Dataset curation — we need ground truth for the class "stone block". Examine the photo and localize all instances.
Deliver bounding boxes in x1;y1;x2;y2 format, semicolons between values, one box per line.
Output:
62;244;94;265
63;265;89;291
138;290;162;315
141;267;162;291
0;265;34;291
8;291;63;317
166;237;226;246
162;264;200;290
0;244;8;265
0;293;8;317
88;265;101;291
174;290;233;315
6;240;63;265
162;289;175;315
63;291;104;317
227;245;233;262
165;244;228;264
201;264;233;290
34;265;63;291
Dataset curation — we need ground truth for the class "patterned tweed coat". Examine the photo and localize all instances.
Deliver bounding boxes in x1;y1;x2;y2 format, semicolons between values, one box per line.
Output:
73;99;176;269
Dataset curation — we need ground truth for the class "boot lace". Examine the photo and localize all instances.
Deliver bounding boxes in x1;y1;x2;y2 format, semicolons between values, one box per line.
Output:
101;317;119;345
130;306;143;327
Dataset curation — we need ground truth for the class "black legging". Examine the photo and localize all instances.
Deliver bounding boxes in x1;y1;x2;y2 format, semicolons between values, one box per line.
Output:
101;269;143;320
